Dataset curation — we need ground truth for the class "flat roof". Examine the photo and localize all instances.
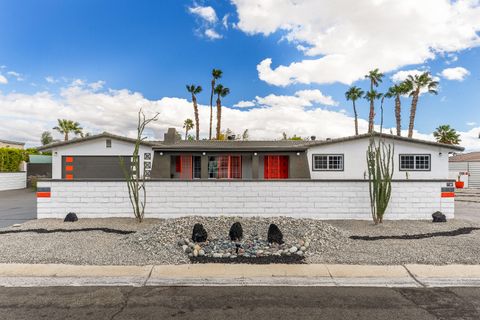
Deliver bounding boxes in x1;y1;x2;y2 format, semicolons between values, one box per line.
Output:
0;138;25;146
449;152;480;162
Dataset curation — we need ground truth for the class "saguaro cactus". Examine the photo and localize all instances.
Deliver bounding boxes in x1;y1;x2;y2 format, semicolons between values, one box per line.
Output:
366;136;394;224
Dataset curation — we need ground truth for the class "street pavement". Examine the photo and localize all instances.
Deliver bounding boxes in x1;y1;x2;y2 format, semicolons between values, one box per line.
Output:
0;188;36;228
0;286;479;320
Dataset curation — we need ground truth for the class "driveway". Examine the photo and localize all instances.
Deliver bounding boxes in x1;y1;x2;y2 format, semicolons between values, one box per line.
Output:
0;189;36;228
455;200;480;223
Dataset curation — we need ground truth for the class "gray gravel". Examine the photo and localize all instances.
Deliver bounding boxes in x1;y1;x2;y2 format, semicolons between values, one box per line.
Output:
0;217;478;265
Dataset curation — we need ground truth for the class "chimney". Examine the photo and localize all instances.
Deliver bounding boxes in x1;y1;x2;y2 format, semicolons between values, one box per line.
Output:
164;128;179;144
310;136;316;141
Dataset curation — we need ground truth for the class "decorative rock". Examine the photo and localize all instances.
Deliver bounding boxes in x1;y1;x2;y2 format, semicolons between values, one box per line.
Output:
194;244;201;251
300;246;306;252
199;250;205;256
223;253;231;258
229;222;243;241
267;224;284;244
64;212;78;222
289;246;298;253
192;223;208;242
181;245;188;252
193;249;198;257
185;247;192;254
296;250;304;256
432;211;447;223
213;253;222;258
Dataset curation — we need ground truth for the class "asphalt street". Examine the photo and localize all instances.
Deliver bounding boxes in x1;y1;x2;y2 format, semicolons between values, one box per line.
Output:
0;189;36;228
0;286;479;320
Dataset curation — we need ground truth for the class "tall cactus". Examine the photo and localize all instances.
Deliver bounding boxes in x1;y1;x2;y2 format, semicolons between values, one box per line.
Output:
366;136;394;224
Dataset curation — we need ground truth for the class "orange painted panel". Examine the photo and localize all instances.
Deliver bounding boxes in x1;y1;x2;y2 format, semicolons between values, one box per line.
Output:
441;192;455;198
65;165;74;171
66;174;74;180
37;192;51;198
66;157;74;163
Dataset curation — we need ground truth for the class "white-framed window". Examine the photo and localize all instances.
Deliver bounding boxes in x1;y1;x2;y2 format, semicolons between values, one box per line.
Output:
106;139;112;148
312;154;344;171
399;154;431;171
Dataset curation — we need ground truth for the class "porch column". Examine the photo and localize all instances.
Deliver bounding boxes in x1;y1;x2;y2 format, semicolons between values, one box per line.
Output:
201;155;209;179
252;154;259;179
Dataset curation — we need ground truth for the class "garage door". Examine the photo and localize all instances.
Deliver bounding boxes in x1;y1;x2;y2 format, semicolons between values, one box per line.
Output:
62;156;132;179
468;162;480;188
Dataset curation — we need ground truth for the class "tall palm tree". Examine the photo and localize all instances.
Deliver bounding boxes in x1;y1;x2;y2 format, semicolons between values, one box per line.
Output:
404;72;438;138
186;84;202;140
345;86;364;135
385;82;410;136
433;125;461;145
364;90;383;132
53;119;83;141
40;131;53;145
209;69;223;140
183;118;194;140
214;84;230;140
364;69;384;133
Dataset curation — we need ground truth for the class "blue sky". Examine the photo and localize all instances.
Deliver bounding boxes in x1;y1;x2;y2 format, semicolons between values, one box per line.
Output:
1;0;480;149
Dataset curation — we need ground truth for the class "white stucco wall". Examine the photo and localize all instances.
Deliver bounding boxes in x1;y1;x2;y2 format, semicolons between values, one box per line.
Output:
307;137;452;180
50;138;153;179
0;172;26;191
37;180;454;220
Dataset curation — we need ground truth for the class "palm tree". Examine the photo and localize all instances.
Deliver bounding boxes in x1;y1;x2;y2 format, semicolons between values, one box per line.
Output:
385;82;410;136
405;72;438;138
183;119;194;140
365;69;384;133
214;84;230;140
364;90;383;132
345;86;364;135
209;69;223;140
40;131;53;145
433;125;461;145
53;119;83;141
186;84;202;140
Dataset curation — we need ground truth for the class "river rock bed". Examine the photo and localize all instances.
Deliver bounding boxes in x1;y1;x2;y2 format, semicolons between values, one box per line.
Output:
178;237;310;261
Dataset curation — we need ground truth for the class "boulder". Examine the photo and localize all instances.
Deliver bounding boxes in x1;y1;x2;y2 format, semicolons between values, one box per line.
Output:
432;211;447;223
229;222;243;241
191;223;208;242
64;212;78;222
267;223;284;244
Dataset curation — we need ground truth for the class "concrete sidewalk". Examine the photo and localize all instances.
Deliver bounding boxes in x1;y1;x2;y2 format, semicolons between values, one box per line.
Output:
0;263;480;287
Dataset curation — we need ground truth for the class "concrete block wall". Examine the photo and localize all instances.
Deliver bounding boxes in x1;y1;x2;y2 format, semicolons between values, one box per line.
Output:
0;172;27;191
37;180;454;220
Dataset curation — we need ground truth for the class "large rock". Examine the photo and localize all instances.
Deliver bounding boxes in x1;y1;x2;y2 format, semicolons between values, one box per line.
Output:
191;223;208;242
64;212;78;222
229;222;243;241
432;211;447;223
267;223;284;244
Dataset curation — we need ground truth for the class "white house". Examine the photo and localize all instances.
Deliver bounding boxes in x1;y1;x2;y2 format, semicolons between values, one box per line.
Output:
36;129;463;220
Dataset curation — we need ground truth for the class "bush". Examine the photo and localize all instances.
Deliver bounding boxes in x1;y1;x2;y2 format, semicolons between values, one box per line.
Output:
0;148;27;172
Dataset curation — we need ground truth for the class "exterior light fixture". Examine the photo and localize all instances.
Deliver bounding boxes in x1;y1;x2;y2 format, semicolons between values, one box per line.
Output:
296;152;300;156
159;152;163;156
254;152;258;156
202;152;206;156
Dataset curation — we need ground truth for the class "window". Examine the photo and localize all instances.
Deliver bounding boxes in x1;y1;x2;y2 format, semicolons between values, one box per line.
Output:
106;139;112;148
264;155;289;179
400;154;430;171
208;155;242;179
193;156;201;179
312;154;344;171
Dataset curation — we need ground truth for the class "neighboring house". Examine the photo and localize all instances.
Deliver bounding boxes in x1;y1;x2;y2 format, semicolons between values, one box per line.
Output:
0;139;25;149
36;128;463;220
449;152;480;188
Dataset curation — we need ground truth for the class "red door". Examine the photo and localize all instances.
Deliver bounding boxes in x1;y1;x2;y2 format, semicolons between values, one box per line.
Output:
264;155;289;179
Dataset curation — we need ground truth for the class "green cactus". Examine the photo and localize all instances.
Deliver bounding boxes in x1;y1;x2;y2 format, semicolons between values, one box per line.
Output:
366;136;394;224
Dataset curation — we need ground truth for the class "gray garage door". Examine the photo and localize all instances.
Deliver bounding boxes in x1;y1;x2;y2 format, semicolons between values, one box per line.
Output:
468;162;480;188
62;156;132;179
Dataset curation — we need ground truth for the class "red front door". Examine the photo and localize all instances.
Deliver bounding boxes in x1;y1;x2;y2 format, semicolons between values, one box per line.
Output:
264;155;289;179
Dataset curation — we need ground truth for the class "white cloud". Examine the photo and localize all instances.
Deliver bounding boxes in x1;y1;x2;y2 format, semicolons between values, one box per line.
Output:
0;74;7;84
1;83;478;151
391;69;426;83
441;67;470;81
204;28;222;40
233;100;256;108
188;5;217;23
45;76;57;84
232;0;480;86
89;80;105;91
467;122;477;126
222;14;230;29
6;71;24;81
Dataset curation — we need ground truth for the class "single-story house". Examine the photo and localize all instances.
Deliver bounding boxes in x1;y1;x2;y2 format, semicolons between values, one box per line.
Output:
36;128;463;220
0;139;25;149
449;152;480;188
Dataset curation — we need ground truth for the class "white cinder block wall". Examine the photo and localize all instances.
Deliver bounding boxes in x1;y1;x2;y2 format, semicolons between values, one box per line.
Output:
0;172;27;191
37;180;454;220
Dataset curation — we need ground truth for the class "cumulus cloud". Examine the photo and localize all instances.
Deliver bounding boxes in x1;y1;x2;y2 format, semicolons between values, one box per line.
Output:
1;83;478;151
233;100;256;108
441;67;470;81
232;0;480;86
0;74;8;84
204;28;222;40
188;5;217;23
391;69;427;83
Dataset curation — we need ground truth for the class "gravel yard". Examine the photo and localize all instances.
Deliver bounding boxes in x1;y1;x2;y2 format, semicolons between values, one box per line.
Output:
0;217;479;265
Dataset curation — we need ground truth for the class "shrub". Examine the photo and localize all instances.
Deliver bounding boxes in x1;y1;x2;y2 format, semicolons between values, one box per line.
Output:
0;148;27;172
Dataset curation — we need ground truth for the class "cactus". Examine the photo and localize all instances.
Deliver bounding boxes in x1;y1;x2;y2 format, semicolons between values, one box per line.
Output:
366;136;394;224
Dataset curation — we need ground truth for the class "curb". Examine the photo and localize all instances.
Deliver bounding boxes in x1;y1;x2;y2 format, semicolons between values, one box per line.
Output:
0;263;478;287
